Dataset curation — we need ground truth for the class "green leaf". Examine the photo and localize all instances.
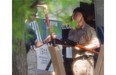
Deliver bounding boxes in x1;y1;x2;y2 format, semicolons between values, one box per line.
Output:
69;20;77;29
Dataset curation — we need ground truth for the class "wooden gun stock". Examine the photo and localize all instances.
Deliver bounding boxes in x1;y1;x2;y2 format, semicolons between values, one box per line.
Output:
76;44;99;54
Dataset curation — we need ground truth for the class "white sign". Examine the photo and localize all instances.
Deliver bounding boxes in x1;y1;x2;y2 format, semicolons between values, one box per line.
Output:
35;44;54;71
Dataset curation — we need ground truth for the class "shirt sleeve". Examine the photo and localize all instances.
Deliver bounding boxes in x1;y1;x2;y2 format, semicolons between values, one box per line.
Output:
84;28;100;49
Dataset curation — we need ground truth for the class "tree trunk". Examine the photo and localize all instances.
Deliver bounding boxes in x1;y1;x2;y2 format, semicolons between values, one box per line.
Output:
12;0;34;75
12;41;27;75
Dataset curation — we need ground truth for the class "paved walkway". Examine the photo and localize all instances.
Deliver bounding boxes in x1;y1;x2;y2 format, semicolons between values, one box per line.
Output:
27;49;37;75
27;49;53;75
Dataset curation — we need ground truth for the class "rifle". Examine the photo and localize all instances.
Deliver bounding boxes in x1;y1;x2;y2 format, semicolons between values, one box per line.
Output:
53;38;99;54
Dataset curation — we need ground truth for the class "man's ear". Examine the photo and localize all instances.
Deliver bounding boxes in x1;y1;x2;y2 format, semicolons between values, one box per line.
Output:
71;16;73;21
71;15;74;21
80;15;84;22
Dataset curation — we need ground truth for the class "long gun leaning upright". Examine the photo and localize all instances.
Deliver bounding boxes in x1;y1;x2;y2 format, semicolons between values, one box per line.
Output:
36;4;56;46
52;38;99;54
36;4;66;75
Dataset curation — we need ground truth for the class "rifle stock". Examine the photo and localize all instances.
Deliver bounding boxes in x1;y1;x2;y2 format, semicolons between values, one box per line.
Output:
76;44;99;54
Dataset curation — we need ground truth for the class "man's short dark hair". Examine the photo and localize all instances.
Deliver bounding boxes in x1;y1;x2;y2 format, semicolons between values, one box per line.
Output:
73;7;87;21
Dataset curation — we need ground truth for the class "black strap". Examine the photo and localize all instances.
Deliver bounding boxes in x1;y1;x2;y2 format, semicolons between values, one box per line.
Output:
73;55;93;61
45;59;52;71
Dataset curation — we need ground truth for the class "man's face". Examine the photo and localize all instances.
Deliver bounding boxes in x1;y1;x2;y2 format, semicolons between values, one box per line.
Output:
72;12;84;27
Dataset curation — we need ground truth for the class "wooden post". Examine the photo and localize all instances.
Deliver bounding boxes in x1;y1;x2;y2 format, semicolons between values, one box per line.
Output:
94;45;104;75
48;45;66;75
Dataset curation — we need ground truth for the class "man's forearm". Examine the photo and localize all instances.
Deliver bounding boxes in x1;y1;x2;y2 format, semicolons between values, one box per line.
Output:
35;41;44;48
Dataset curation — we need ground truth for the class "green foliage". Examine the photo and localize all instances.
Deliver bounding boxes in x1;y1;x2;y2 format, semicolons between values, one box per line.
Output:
69;20;77;29
12;0;93;52
43;0;93;28
80;0;93;4
12;0;35;52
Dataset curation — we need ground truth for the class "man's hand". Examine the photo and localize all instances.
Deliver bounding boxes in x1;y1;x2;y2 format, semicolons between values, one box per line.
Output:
35;33;57;48
74;46;81;51
35;41;43;47
43;33;57;43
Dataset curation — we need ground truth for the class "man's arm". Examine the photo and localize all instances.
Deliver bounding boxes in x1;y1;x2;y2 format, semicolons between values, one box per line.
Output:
75;29;100;50
35;34;57;47
85;29;100;49
35;35;50;48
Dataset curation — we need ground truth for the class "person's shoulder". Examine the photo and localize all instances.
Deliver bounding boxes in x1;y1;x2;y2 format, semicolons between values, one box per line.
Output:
69;28;77;33
86;24;95;31
68;28;76;36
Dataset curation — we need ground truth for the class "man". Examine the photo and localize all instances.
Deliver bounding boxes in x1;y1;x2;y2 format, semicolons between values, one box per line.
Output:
25;13;51;75
25;13;39;75
25;13;38;53
68;7;100;75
